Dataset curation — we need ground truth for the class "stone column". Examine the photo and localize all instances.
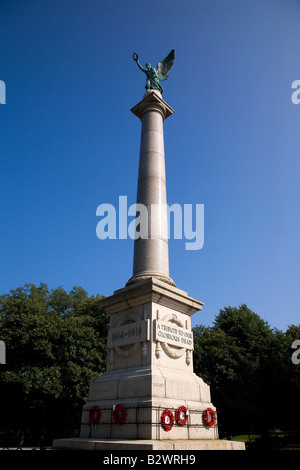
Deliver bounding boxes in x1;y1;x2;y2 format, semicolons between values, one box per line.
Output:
53;85;246;451
127;90;176;287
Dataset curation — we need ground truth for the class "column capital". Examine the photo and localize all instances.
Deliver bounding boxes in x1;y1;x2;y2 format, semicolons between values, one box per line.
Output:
131;90;175;121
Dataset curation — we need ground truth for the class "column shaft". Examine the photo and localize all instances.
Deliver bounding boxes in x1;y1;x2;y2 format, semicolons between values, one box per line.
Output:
127;91;175;287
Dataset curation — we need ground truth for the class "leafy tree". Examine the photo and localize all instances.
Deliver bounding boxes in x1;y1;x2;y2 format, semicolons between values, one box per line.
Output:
0;283;109;446
193;304;300;436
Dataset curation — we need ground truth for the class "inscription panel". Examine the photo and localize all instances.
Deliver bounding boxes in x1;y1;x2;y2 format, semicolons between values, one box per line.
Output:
107;320;149;348
153;320;194;350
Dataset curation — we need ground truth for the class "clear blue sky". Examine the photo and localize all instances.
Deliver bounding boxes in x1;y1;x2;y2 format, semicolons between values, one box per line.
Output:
1;0;299;331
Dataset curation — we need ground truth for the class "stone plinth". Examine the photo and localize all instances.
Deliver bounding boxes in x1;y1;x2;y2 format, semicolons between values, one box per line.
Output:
53;277;245;449
55;278;222;445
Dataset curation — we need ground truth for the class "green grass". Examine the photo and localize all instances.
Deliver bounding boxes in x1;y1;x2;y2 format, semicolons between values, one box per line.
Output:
226;433;300;450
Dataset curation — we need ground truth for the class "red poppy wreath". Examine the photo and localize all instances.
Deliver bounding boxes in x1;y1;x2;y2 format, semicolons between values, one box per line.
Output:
113;404;127;424
89;405;101;424
175;405;188;426
202;408;216;427
160;409;174;431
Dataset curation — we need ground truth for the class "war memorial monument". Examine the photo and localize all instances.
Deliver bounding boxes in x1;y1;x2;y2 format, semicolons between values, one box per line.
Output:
53;51;245;451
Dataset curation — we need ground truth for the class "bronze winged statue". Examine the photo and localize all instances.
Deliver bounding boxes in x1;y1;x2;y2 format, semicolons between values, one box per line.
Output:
133;50;175;94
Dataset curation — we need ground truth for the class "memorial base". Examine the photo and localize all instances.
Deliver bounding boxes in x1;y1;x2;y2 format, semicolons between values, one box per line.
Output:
53;437;245;451
52;278;245;451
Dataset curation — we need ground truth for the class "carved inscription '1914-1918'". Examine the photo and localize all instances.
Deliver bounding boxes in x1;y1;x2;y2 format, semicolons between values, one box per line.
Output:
107;320;149;349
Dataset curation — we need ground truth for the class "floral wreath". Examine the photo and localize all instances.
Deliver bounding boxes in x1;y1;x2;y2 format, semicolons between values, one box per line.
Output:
202;408;216;427
113;404;127;424
175;405;188;426
89;405;101;424
160;409;174;431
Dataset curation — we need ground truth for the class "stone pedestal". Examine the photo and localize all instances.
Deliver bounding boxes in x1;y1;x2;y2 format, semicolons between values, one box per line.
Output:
53;278;244;450
78;278;216;441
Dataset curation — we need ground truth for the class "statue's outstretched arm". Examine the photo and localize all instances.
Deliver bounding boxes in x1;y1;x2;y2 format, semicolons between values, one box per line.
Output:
137;61;146;73
133;53;146;74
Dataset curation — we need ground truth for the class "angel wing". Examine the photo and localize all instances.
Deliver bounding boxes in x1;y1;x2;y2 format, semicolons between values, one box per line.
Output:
156;49;175;81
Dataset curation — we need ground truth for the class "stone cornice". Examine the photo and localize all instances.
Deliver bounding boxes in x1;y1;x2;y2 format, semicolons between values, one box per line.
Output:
131;91;175;121
99;277;203;316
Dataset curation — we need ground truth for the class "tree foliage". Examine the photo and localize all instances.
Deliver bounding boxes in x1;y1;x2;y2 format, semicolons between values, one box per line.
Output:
193;305;300;436
0;283;109;446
